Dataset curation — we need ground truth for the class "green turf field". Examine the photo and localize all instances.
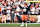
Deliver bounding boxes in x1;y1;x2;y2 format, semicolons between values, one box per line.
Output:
0;23;40;27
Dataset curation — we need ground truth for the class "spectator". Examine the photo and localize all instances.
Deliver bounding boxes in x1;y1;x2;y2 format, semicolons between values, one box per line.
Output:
15;11;22;23
31;18;35;23
0;7;1;15
31;4;35;14
10;11;14;23
36;15;40;23
6;15;11;23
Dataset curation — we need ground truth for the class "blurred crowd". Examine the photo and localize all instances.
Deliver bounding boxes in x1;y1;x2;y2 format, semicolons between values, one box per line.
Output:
0;0;40;15
0;0;40;23
27;0;40;1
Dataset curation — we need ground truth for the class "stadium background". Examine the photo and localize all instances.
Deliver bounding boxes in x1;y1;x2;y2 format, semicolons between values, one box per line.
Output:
0;0;40;27
0;15;40;23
